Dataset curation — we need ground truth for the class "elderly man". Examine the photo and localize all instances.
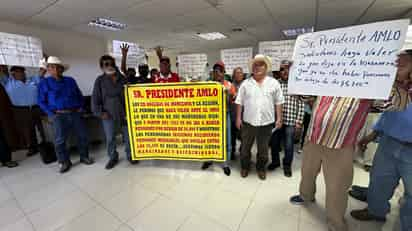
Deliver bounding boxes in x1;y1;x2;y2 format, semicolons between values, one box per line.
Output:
269;60;304;177
38;56;94;173
290;50;412;231
350;50;412;231
5;66;42;156
92;54;139;169
235;55;284;180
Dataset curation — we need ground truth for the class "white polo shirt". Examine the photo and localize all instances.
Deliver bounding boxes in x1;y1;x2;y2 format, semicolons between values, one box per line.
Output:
235;76;284;127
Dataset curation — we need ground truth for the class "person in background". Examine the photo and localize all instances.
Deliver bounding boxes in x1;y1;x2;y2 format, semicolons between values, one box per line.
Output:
38;56;94;173
121;44;150;84
298;98;315;154
235;55;284;180
92;55;138;169
150;68;159;81
31;58;48;84
350;50;412;231
201;61;235;176
230;67;245;160
272;70;281;80
289;50;412;231
0;65;9;86
0;84;19;168
5;66;42;156
269;61;304;177
154;47;180;83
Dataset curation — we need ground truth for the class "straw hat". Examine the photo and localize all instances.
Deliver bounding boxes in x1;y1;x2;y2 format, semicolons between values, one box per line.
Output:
249;54;272;73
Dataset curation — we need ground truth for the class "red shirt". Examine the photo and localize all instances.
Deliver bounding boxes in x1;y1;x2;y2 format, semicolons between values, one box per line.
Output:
152;72;180;83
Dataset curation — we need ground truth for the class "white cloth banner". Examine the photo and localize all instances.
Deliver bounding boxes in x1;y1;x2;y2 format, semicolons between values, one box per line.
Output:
177;53;207;80
221;47;253;74
0;32;43;67
259;40;295;71
288;19;410;99
112;40;146;69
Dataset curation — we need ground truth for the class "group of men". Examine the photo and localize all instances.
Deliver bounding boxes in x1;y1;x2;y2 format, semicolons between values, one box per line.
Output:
0;45;411;231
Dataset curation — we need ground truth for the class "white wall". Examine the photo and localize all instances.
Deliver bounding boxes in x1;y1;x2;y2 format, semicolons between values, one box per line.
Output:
0;21;106;95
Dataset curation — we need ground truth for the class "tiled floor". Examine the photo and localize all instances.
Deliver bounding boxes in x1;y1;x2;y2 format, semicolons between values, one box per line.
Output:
0;144;397;231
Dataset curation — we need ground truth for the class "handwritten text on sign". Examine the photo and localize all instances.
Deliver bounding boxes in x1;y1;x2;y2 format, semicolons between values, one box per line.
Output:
288;19;410;99
259;40;295;71
125;82;227;161
177;53;207;80
221;47;253;73
112;40;146;69
0;32;43;67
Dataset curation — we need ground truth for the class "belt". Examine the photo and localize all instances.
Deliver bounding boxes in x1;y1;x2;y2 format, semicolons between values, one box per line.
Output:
55;109;80;114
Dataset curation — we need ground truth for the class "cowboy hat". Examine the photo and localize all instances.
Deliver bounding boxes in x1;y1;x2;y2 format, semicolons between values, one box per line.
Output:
249;54;272;73
46;56;70;71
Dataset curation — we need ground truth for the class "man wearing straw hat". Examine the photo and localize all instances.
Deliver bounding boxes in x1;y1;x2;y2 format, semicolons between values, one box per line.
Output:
38;56;94;173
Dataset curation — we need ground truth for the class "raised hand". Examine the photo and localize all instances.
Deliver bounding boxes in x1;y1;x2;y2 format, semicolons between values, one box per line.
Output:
121;43;129;56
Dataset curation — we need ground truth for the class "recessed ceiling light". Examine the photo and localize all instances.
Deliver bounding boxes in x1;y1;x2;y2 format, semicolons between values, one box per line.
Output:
88;18;127;31
282;26;314;37
196;32;227;40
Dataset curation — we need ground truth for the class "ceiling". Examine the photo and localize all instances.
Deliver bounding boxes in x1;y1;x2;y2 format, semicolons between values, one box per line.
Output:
1;0;412;53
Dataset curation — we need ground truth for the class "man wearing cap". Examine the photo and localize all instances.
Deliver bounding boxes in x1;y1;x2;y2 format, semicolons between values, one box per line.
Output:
38;56;94;173
289;50;412;231
154;47;180;83
92;54;139;169
201;61;236;176
350;50;412;231
269;60;304;177
5;66;42;156
235;54;284;180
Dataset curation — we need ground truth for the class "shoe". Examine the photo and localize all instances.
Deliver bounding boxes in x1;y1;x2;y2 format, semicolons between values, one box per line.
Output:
284;166;292;177
59;161;72;173
26;148;39;157
128;159;140;165
201;162;213;170
352;185;368;192
80;157;94;165
351;208;386;222
257;171;266;180
290;195;315;205
223;167;231;176
348;189;367;202
2;161;18;168
241;169;249;178
267;163;280;171
105;158;119;170
363;165;372;172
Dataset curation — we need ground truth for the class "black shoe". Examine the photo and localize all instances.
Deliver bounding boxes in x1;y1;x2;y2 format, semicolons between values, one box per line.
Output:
2;161;18;168
351;208;386;222
284;166;292;177
223;167;231;176
267;163;280;171
80;157;94;165
128;158;140;165
349;189;367;202
105;158;119;170
59;161;72;173
363;165;372;172
201;162;213;170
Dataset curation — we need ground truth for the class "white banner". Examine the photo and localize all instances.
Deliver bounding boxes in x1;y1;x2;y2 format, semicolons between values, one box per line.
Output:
112;40;146;69
177;53;207;80
0;32;43;67
288;19;410;99
221;47;253;74
259;40;295;71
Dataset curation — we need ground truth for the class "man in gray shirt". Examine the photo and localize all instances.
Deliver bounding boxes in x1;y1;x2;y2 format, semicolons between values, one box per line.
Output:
92;55;139;169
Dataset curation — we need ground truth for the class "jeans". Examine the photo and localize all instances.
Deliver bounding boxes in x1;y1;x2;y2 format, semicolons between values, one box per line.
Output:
52;112;89;162
368;135;412;231
102;119;131;161
271;125;295;167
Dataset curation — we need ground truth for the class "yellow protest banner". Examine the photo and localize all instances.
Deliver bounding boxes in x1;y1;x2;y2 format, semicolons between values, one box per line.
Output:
125;82;227;161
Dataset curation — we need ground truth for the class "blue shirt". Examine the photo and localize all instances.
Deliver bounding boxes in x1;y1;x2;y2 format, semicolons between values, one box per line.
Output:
5;77;39;106
0;76;9;86
38;76;84;116
374;103;412;143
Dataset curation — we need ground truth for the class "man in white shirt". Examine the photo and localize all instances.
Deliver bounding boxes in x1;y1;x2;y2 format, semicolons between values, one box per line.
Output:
235;55;284;180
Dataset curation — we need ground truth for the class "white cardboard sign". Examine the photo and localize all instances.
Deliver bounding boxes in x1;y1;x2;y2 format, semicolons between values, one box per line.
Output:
288;19;410;99
221;47;253;74
112;40;146;69
177;53;208;80
0;32;43;67
259;40;295;71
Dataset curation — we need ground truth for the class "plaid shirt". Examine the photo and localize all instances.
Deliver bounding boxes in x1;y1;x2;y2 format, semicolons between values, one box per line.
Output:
279;80;304;126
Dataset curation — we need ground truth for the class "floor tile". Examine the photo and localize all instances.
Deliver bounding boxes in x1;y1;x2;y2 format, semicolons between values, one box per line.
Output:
102;183;160;222
0;183;12;205
178;213;230;231
28;190;96;231
0;217;34;231
0;199;25;229
56;206;122;231
127;196;192;231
